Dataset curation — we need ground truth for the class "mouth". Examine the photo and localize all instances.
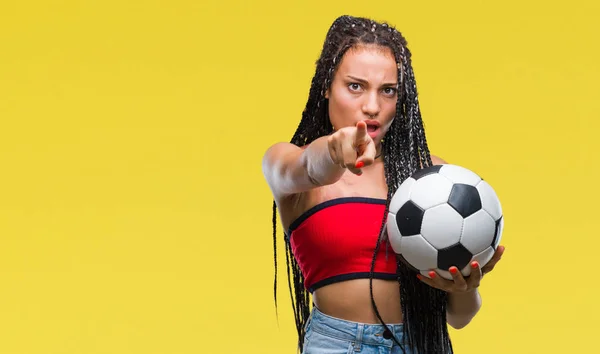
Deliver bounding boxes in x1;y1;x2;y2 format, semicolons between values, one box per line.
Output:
367;124;378;132
364;120;380;135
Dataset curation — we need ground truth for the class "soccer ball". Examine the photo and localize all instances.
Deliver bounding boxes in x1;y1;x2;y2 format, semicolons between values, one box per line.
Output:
386;164;503;280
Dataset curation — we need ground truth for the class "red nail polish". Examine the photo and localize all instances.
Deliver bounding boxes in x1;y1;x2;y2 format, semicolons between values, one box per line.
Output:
416;274;422;280
471;261;479;268
428;271;436;278
449;267;457;274
355;161;364;168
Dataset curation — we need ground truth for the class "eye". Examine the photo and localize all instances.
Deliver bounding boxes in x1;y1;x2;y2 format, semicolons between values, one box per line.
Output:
348;83;362;92
382;87;397;96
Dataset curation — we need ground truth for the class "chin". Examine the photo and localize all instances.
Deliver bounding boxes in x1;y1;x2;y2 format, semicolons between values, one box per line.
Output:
371;130;386;144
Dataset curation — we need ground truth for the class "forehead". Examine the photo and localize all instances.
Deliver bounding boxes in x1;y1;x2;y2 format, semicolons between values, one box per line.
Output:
336;45;398;81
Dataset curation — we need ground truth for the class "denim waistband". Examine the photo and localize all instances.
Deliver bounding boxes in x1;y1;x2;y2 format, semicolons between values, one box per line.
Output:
308;306;406;348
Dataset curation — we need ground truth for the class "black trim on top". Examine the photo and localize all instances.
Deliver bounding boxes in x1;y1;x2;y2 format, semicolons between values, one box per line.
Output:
285;197;387;241
308;272;398;293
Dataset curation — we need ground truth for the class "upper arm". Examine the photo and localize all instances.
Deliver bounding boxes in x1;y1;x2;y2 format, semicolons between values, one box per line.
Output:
431;155;447;165
261;142;315;199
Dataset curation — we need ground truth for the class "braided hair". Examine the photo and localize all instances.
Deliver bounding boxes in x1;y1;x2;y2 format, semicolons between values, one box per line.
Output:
271;15;453;353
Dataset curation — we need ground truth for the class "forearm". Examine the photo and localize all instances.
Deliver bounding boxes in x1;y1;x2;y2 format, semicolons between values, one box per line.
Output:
446;289;482;329
302;135;345;186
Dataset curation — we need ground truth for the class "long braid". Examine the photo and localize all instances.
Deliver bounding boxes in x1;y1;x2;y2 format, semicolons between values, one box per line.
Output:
272;200;278;319
391;41;452;353
271;15;453;353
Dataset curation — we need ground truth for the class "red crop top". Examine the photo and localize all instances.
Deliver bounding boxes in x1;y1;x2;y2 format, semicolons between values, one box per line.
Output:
286;197;398;293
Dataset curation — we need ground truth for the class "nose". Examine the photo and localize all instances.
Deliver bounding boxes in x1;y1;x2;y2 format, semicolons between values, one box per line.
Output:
362;91;380;117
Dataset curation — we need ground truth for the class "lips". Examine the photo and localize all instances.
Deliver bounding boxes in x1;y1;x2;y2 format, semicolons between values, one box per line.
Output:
364;120;380;133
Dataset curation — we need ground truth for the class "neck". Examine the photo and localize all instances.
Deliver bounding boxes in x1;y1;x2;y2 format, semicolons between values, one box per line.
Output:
375;144;383;160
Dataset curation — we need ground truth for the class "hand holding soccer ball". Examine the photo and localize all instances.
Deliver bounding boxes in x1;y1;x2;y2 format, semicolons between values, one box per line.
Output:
415;245;505;293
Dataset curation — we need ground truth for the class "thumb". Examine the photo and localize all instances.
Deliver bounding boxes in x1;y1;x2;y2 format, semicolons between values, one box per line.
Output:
355;138;376;167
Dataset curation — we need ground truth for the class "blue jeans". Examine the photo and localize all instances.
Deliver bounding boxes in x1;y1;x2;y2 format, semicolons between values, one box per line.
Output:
303;307;413;354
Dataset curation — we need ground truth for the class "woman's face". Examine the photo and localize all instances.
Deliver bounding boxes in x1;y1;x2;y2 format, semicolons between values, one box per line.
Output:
326;44;399;146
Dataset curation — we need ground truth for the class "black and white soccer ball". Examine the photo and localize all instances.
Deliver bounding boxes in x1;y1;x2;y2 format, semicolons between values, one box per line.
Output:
386;164;503;280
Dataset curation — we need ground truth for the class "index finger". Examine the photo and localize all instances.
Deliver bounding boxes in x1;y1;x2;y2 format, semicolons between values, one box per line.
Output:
481;245;505;274
355;121;368;143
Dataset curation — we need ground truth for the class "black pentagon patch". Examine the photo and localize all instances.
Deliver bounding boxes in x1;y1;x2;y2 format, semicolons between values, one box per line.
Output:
410;164;443;180
396;253;419;273
438;243;473;271
448;184;482;218
395;201;424;236
492;217;503;248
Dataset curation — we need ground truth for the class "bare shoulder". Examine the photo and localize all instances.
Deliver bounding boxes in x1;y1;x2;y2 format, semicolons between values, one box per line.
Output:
261;141;311;201
431;154;448;165
262;142;301;168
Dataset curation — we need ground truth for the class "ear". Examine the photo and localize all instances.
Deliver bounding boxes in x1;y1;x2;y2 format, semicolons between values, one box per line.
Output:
324;88;330;99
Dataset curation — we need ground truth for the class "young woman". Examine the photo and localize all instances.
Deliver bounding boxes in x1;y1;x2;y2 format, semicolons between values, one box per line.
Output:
262;15;504;354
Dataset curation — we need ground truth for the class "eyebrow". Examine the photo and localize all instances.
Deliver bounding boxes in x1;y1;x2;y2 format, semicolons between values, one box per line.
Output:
346;75;397;87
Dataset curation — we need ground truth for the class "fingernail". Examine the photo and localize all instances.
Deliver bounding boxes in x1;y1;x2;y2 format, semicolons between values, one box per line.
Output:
428;271;436;278
449;267;458;274
355;161;364;168
471;261;479;269
416;274;422;280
